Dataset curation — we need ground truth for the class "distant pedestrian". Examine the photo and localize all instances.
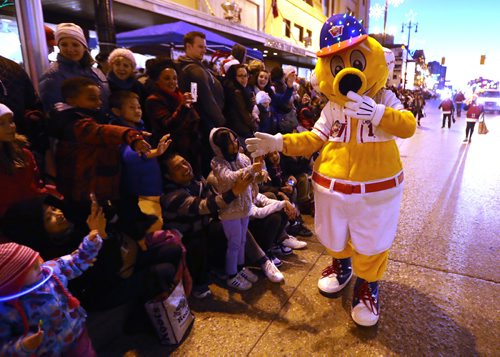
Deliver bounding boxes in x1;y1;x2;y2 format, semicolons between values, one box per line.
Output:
462;95;484;143
454;91;465;117
438;97;454;128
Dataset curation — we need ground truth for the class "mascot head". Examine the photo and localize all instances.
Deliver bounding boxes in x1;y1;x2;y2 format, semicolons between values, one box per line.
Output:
314;13;388;106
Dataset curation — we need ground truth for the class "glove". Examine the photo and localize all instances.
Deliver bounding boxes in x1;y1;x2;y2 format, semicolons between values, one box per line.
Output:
245;132;283;158
344;91;386;125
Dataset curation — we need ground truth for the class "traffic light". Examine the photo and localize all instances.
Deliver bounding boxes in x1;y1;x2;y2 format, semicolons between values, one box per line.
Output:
480;55;486;65
441;57;445;65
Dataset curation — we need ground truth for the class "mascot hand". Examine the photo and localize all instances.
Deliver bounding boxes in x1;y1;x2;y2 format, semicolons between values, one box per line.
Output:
245;132;283;158
344;91;385;125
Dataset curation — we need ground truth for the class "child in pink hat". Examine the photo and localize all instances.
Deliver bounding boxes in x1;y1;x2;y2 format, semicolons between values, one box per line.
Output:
0;199;104;356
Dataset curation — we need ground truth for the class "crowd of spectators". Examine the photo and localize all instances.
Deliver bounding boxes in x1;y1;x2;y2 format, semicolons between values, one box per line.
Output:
0;24;327;353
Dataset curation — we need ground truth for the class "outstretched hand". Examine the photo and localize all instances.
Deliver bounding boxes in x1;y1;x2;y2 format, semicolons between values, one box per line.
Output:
156;134;172;156
86;193;107;238
245;132;283;158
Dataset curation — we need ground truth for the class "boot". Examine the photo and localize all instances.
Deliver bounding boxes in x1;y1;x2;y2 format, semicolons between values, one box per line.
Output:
317;257;352;294
351;278;379;326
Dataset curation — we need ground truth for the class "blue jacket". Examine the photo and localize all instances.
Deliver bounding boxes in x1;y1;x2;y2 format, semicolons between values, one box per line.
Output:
0;235;102;356
111;117;162;196
39;54;110;115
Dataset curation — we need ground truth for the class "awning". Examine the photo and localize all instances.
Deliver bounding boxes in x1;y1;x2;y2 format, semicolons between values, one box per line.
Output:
115;21;263;60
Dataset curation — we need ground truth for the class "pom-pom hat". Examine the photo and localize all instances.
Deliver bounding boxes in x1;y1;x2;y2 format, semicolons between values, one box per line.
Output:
317;13;368;57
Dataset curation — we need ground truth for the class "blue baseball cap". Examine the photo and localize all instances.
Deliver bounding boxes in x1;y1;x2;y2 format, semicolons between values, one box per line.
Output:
317;13;368;57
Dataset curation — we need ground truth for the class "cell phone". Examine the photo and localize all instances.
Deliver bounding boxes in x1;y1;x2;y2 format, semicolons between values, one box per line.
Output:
288;179;295;186
190;82;198;103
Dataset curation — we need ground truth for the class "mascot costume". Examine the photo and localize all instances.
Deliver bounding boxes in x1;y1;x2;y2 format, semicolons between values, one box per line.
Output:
246;14;416;326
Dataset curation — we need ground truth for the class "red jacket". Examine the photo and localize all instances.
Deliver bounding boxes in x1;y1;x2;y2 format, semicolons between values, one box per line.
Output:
439;99;454;112
52;108;143;202
0;148;46;216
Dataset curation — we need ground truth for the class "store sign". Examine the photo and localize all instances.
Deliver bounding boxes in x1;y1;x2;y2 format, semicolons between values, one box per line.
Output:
264;40;306;56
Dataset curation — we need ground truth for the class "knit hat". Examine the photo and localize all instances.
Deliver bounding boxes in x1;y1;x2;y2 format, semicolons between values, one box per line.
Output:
0;243;39;296
0;103;13;117
283;65;296;79
256;91;271;105
108;48;137;68
55;23;88;48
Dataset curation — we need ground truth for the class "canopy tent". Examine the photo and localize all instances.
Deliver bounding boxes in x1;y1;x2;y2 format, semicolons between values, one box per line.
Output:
115;21;263;60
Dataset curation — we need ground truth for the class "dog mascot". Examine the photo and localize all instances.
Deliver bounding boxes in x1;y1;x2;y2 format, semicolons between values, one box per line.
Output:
246;14;416;326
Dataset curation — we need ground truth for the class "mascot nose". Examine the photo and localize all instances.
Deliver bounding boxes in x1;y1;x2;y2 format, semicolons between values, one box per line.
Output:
338;73;363;96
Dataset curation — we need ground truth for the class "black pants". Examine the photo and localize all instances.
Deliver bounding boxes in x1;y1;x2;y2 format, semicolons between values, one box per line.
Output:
465;121;476;139
183;229;211;286
249;211;288;252
442;113;453;128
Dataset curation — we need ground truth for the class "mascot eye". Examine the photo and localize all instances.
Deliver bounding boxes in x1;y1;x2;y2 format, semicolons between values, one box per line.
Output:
330;56;345;77
350;50;366;71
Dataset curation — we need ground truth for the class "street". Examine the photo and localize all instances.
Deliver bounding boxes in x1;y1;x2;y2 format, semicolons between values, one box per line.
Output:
100;100;500;356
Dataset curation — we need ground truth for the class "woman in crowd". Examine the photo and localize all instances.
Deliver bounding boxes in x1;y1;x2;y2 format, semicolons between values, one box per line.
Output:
39;23;110;117
107;48;147;106
223;64;257;145
145;62;202;176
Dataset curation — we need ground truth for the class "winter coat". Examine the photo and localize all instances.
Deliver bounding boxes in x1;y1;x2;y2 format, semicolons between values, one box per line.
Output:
209;127;254;220
161;177;237;235
176;56;225;132
110;118;163;197
48;107;143;202
0;148;46;217
0;56;46;153
107;72;147;108
223;80;257;140
0;235;102;356
39;54;110;115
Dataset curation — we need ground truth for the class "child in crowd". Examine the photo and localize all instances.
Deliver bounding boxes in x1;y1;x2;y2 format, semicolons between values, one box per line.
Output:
253;91;278;134
0;198;104;356
110;90;171;236
263;151;313;238
210;127;262;291
47;76;151;228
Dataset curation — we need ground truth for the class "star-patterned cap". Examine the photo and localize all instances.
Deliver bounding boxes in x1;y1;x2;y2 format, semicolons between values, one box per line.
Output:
317;13;368;57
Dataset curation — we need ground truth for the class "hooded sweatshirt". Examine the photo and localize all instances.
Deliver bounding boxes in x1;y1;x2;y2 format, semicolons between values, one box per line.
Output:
209;127;254;220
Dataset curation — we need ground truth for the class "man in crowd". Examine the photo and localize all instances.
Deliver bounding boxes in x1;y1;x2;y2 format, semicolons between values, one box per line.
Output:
176;31;226;175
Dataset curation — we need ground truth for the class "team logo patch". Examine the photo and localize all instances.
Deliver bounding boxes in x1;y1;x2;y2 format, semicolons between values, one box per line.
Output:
329;25;344;39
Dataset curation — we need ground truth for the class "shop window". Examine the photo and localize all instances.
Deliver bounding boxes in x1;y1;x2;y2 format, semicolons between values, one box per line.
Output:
283;18;291;38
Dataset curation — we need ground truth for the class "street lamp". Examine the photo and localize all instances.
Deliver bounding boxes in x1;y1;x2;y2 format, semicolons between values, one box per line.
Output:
382;0;404;45
401;20;418;89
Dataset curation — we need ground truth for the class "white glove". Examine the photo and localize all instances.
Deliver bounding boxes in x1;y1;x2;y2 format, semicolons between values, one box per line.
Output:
245;132;283;158
344;91;386;125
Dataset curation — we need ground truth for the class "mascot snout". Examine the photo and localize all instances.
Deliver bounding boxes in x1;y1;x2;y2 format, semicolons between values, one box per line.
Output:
333;68;367;99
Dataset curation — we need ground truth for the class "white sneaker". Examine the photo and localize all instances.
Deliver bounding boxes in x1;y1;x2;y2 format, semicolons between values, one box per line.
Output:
282;235;308;250
239;267;258;283
227;274;252;291
262;260;284;283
